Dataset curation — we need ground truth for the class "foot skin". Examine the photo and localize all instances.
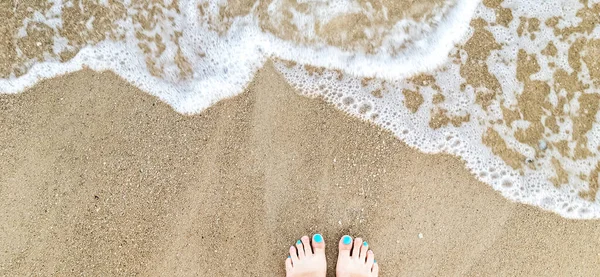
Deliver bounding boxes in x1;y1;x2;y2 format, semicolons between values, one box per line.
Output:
285;234;327;277
336;235;379;277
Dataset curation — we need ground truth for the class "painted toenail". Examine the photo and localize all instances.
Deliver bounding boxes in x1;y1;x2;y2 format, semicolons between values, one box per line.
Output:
363;241;368;246
297;240;301;244
342;235;352;245
314;234;323;243
288;255;291;259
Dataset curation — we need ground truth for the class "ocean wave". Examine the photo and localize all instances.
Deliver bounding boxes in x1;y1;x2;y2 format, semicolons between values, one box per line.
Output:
1;0;600;218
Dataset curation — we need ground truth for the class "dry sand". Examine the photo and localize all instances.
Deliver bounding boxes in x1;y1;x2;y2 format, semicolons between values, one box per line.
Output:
1;62;599;276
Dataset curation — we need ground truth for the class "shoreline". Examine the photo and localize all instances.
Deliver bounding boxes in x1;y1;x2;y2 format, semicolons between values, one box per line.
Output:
1;63;599;276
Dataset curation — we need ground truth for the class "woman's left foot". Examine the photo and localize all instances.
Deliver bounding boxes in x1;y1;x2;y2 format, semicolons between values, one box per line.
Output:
285;234;327;277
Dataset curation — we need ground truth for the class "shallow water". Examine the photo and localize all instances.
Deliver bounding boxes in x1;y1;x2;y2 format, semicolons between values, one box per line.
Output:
1;0;600;218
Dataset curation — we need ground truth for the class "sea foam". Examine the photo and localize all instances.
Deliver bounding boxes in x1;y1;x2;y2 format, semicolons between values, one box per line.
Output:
2;0;600;218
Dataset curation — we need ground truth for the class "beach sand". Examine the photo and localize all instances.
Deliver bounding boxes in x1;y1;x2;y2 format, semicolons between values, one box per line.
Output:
1;62;599;276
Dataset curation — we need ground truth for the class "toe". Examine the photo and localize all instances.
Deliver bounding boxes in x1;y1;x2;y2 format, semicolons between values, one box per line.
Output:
352;237;363;258
372;261;379;276
296;239;305;257
366;250;375;266
359;240;369;261
339;235;353;255
285;256;293;271
312;233;325;254
289;246;299;263
301;236;312;255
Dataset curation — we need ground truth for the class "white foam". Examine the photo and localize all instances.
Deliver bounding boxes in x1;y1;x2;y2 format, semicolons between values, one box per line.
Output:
274;0;600;218
2;0;600;218
268;0;479;80
1;0;478;114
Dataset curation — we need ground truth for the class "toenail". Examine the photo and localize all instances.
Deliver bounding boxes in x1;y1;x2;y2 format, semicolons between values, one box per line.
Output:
296;240;301;245
288;255;291;259
342;235;352;245
314;234;323;243
363;241;368;246
374;260;377;263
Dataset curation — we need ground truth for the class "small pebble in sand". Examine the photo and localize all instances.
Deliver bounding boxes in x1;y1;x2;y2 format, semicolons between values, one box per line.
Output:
526;158;533;163
418;233;423;239
538;140;547;150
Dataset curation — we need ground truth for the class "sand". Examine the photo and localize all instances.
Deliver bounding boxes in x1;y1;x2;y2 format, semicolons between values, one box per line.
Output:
1;62;599;276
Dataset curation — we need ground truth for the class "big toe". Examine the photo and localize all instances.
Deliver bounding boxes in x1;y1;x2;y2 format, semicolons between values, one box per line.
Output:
338;235;353;255
312;233;325;254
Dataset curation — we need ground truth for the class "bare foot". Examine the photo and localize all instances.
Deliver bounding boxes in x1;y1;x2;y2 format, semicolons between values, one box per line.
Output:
285;234;327;277
336;235;379;277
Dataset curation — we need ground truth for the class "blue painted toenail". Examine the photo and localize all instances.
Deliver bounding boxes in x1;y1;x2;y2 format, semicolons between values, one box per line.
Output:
296;240;301;245
288;255;291;259
342;235;352;245
314;234;323;243
374;260;377;263
363;241;368;246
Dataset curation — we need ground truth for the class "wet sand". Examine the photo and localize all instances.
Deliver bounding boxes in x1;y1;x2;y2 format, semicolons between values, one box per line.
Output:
1;62;599;276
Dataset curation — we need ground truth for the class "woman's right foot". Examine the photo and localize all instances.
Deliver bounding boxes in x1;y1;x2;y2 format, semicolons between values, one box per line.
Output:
336;235;379;277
